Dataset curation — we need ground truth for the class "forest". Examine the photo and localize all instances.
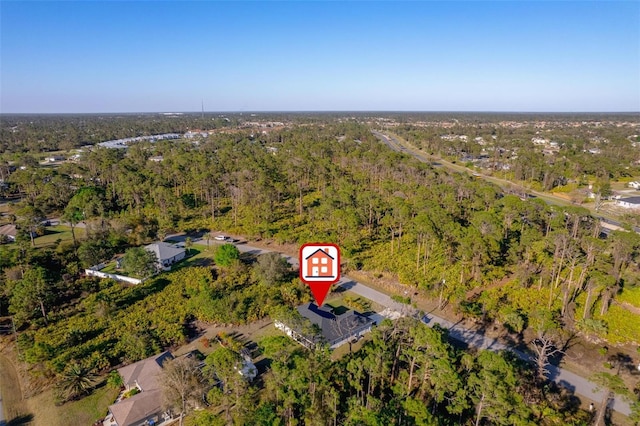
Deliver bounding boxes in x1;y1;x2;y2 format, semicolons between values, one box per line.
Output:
0;115;639;424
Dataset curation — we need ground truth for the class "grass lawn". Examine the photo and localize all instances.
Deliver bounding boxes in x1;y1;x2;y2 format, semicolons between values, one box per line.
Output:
33;225;85;248
25;385;119;426
99;260;119;274
325;290;384;315
175;245;216;269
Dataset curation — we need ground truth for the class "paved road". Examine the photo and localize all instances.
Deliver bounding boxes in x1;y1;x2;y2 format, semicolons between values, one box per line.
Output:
373;131;640;234
227;240;632;416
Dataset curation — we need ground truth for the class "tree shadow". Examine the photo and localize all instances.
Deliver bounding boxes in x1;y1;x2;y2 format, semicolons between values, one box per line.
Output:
560;332;580;354
115;278;171;310
338;280;356;291
7;413;35;426
608;352;634;374
188;257;213;268
185;321;203;341
326;304;349;316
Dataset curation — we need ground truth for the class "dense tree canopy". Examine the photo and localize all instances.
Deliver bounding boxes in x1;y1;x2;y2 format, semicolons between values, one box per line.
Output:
121;246;157;277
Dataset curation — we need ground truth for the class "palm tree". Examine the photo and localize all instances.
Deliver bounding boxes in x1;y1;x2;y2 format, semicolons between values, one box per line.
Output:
58;362;98;401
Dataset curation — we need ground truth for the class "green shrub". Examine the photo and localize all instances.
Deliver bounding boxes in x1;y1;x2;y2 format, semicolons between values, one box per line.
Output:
391;295;411;305
123;387;140;398
616;287;640;308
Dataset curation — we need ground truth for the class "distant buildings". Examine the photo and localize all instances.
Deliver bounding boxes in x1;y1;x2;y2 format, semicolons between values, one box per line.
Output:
97;134;181;149
0;224;17;242
183;131;210;139
531;137;548;145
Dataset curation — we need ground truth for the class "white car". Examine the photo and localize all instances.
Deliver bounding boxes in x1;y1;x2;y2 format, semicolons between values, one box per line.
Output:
214;235;227;241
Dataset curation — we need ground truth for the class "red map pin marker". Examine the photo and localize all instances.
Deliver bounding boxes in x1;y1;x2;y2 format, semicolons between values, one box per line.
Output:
299;243;341;306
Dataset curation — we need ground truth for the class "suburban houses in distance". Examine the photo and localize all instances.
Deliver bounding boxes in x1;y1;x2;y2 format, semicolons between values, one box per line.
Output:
0;224;17;242
276;302;375;350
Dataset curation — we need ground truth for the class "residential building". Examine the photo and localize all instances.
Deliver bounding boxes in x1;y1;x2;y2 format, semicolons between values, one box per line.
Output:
276;303;375;350
144;242;186;270
0;224;17;242
616;196;640;210
105;351;175;426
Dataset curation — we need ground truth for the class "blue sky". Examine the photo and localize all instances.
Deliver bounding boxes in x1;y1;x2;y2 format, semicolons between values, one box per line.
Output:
1;1;638;113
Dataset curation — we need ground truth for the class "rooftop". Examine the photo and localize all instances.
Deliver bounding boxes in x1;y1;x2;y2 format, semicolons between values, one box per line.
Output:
297;303;374;345
0;224;17;240
109;389;163;426
110;351;174;426
117;351;173;391
619;196;640;204
144;242;185;262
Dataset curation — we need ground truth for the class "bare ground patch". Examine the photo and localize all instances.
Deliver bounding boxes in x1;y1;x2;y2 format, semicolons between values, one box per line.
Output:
0;350;31;424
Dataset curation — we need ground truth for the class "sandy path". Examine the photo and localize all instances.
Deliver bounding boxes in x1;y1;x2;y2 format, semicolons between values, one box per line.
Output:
0;351;29;424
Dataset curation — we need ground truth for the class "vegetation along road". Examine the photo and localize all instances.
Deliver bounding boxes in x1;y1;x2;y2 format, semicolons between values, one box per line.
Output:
373;130;639;234
227;240;632;416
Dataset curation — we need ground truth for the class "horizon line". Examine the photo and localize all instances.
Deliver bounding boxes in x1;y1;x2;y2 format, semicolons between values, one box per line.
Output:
1;110;639;115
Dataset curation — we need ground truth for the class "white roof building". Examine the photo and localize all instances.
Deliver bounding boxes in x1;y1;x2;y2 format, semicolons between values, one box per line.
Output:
144;242;186;270
617;196;640;210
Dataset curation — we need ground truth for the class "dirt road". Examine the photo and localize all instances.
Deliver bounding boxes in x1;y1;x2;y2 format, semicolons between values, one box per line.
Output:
0;352;29;425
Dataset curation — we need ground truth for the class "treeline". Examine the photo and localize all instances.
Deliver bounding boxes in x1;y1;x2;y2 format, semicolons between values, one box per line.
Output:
1;118;640;422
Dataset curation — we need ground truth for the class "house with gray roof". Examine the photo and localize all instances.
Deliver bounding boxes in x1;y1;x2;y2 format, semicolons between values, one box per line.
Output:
617;196;640;210
0;224;17;242
106;351;176;426
144;242;186;271
275;303;375;350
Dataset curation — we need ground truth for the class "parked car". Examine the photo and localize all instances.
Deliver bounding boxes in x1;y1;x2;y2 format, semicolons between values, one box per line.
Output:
214;235;227;241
